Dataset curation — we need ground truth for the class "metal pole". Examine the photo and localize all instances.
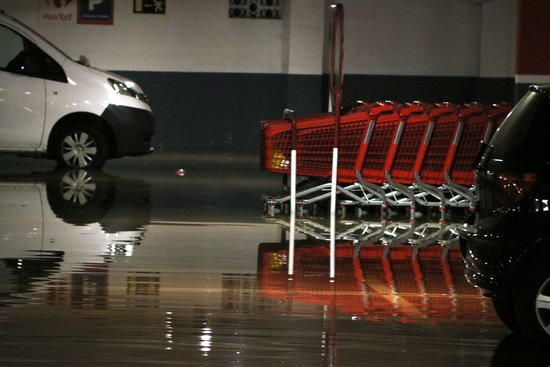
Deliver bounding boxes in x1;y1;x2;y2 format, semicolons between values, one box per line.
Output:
329;4;344;281
285;109;297;278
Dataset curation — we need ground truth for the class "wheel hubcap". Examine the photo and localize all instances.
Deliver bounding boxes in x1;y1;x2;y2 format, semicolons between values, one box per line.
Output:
536;277;550;335
60;169;97;206
61;132;97;168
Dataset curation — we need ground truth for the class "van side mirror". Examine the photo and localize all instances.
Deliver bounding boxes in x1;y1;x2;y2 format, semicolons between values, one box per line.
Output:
77;55;90;67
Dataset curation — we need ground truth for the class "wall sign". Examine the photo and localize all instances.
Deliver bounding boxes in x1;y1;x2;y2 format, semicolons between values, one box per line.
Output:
229;0;280;19
77;0;114;25
38;0;77;24
134;0;166;14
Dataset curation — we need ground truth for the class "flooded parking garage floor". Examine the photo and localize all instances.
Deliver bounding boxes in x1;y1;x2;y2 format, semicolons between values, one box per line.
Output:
0;153;547;366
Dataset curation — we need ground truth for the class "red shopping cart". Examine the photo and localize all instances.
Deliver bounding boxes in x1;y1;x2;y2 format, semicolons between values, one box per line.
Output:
262;101;512;215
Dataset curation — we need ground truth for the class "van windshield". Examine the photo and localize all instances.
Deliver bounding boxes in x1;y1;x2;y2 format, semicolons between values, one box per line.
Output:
9;16;72;61
489;90;550;162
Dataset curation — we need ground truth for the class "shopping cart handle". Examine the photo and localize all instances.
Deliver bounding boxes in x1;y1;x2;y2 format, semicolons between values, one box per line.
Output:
283;109;297;150
283;109;295;121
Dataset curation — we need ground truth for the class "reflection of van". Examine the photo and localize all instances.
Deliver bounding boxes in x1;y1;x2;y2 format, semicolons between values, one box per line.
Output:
0;169;151;269
0;11;154;168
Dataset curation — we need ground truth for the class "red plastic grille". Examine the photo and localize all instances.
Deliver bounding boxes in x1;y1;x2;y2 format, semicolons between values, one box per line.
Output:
262;101;504;188
390;118;430;183
266;116;371;178
420;117;458;185
450;113;489;185
361;119;401;181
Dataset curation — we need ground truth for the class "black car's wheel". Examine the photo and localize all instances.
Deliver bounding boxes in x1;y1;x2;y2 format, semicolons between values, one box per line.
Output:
54;123;108;168
492;295;520;332
516;260;550;345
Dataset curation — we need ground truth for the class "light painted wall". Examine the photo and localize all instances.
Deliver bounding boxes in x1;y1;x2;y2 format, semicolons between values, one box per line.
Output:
479;0;517;78
281;0;325;75
0;0;285;73
0;0;517;77
338;0;482;76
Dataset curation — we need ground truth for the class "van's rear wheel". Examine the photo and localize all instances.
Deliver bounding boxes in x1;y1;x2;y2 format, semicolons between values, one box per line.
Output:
55;123;108;168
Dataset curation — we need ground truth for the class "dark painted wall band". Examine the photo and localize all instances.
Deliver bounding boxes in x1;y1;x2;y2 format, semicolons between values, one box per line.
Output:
114;71;514;153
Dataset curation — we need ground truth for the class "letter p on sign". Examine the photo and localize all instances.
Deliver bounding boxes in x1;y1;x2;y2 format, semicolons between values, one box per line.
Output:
88;0;103;11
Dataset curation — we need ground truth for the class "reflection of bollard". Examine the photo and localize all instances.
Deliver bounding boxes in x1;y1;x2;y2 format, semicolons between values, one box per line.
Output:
353;243;361;258
409;206;416;223
439;206;446;223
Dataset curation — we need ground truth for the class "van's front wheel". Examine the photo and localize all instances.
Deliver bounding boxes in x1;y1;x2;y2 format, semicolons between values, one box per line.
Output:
55;124;108;168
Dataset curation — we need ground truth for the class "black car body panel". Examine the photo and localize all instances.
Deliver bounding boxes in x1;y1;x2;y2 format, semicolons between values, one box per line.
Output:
460;84;550;298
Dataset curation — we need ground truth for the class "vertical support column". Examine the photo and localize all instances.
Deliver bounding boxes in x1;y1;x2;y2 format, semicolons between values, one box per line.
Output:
515;0;550;98
281;0;326;114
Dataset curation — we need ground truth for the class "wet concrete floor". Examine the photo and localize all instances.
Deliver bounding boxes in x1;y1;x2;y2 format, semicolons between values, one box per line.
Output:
0;153;546;366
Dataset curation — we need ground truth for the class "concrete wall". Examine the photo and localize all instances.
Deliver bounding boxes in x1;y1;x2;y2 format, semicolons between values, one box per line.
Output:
337;0;516;107
342;0;481;76
0;0;519;153
478;0;517;102
515;0;550;98
1;0;285;73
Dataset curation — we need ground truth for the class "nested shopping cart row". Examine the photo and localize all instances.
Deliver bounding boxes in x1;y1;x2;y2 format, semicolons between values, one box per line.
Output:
261;101;511;214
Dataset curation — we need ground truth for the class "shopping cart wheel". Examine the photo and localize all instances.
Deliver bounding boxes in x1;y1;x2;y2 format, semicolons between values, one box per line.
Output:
263;197;280;216
339;204;347;218
297;202;307;217
339;200;358;218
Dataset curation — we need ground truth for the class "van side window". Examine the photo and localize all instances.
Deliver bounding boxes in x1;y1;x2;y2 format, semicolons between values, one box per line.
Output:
27;42;67;83
0;25;25;73
0;25;66;83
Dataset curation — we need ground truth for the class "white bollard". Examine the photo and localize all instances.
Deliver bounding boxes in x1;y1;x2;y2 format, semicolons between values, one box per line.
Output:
288;149;297;277
329;147;338;280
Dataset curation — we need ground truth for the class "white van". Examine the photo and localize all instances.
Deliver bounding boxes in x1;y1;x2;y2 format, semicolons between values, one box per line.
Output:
0;11;154;168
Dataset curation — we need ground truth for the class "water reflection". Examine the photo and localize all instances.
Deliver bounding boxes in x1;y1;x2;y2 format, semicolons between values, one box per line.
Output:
257;240;494;323
0;165;512;365
492;333;550;366
0;168;151;306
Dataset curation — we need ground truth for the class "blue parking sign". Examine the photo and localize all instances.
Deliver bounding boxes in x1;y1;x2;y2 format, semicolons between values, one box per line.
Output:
77;0;114;25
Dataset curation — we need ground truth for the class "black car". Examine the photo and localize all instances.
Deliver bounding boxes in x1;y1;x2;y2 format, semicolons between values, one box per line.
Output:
460;84;550;344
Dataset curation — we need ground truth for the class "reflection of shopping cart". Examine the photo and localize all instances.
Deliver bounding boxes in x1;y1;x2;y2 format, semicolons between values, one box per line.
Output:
257;241;496;323
262;101;511;217
264;215;463;251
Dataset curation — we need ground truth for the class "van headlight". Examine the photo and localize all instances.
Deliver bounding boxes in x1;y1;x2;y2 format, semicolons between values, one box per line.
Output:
108;78;149;103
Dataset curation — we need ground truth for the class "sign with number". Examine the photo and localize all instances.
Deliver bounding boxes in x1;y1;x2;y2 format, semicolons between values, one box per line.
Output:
77;0;114;25
134;0;166;14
